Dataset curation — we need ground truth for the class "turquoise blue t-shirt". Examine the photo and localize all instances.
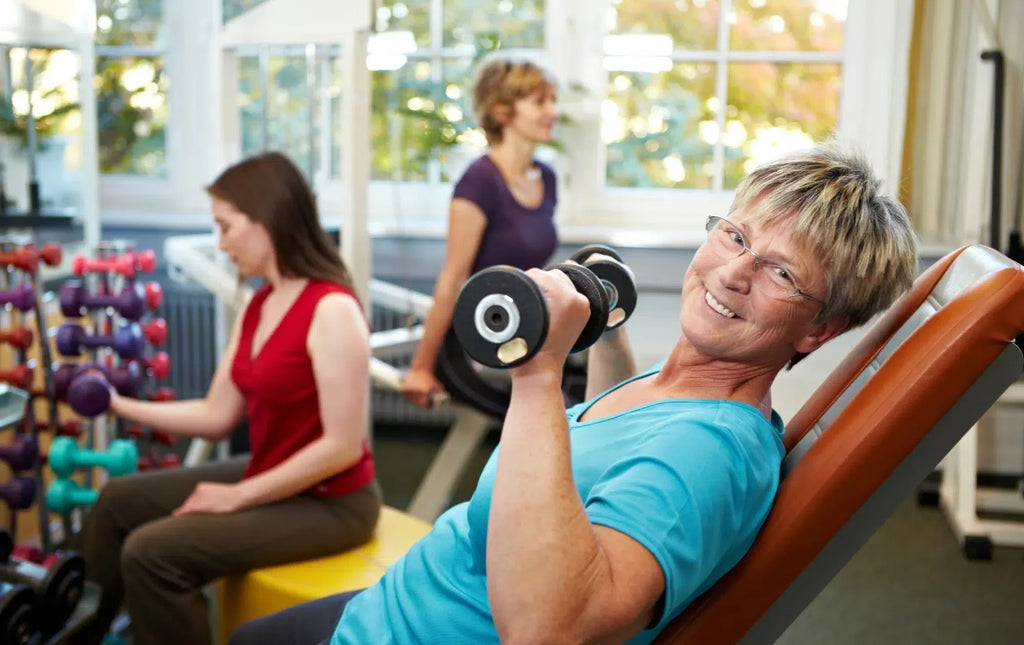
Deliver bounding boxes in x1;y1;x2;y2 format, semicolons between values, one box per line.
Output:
332;364;785;644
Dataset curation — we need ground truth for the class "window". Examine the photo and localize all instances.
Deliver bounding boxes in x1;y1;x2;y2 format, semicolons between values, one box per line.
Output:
95;0;168;176
602;0;845;191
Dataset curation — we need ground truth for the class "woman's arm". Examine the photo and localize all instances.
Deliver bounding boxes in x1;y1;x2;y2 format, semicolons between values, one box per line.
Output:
403;198;487;407
487;269;664;645
584;326;637;401
110;309;248;441
178;292;371;515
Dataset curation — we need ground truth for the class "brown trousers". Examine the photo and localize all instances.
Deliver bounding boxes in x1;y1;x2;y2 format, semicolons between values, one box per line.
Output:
70;457;382;645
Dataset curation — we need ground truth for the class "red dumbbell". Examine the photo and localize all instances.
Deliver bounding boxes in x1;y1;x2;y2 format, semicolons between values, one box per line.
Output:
33;243;62;267
135;352;171;379
28;419;83;438
125;250;157;274
0;248;38;272
141;319;167;346
10;545;43;564
143;281;163;310
0;326;33;350
72;254;136;278
0;365;33;389
148;387;175;402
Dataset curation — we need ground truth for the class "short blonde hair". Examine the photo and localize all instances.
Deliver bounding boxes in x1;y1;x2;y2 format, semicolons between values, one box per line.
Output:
470;55;556;144
731;141;918;331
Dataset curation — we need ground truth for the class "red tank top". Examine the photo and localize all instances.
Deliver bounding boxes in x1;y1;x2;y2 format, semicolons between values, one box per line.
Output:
231;280;375;497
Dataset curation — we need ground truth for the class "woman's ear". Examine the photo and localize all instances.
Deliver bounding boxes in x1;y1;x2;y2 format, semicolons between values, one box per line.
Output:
793;317;849;355
492;103;512;126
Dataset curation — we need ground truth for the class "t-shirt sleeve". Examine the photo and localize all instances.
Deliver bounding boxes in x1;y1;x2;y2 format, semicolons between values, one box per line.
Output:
452;161;500;220
583;414;764;632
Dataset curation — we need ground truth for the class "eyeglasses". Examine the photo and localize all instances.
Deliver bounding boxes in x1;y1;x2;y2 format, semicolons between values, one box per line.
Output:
704;216;827;307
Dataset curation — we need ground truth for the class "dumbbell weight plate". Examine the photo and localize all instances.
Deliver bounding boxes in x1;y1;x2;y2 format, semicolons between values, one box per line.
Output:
452;266;549;369
570;245;636;330
0;582;37;645
549;263;609;354
39;554;85;633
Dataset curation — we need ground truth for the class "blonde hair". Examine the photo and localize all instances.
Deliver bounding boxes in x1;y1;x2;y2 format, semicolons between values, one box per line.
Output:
470;55;557;144
731;141;918;333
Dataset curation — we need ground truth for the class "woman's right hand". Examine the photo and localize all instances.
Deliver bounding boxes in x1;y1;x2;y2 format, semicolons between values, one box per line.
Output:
402;367;448;409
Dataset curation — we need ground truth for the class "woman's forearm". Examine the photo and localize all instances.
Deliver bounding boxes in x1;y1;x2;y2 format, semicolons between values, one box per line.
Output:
487;370;608;642
235;436;364;508
409;275;460;371
110;396;238;440
585;327;637;400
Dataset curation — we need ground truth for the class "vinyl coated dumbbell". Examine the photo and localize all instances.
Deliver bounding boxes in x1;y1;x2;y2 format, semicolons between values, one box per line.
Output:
63;362;142;417
0;285;35;312
56;321;144;359
0;549;85;636
0;478;37;511
47;436;139;478
45;479;97;513
0;327;33;351
451;262;610;369
0;436;39;472
0;248;39;273
0;580;38;645
59;281;162;320
570;245;638;330
0;365;32;390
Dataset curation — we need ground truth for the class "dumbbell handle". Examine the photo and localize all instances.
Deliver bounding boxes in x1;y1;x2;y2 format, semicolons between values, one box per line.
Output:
0;327;33;350
72;254;135;278
46;478;97;512
0;365;33;389
47;437;138;477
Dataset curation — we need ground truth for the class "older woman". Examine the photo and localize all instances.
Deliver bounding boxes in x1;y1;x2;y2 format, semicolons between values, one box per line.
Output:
229;142;918;645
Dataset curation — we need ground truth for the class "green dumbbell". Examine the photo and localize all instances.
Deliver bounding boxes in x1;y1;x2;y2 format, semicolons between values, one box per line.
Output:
46;479;98;513
47;437;138;478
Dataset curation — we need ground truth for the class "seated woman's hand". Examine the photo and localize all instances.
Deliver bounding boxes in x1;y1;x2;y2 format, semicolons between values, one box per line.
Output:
402;368;448;409
173;481;246;516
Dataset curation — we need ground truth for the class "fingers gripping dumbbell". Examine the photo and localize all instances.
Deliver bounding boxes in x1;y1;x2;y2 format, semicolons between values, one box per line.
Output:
59;280;162;320
452;262;609;369
63;362;141;417
56;321;144;359
570;245;638;330
47;436;139;478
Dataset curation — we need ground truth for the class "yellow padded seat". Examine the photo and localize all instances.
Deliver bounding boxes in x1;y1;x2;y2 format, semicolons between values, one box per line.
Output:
216;505;431;643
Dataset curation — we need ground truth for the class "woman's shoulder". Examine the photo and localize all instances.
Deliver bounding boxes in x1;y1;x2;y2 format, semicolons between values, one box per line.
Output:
457;155;501;183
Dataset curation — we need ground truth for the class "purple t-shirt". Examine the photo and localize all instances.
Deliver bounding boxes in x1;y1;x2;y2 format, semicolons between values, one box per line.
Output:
453;155;559;273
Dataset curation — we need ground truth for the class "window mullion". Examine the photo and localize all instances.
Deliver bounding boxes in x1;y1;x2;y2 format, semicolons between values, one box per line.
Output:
713;0;733;193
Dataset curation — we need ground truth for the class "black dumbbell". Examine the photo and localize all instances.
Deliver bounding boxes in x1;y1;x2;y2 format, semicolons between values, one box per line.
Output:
0;581;38;645
452;262;609;369
0;551;85;636
570;245;638;330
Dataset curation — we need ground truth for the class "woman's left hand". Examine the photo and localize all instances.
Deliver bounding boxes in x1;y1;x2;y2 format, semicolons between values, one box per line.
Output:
173;481;248;516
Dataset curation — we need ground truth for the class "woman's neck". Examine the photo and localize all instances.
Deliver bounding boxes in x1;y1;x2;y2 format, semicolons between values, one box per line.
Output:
488;137;537;178
653;339;780;419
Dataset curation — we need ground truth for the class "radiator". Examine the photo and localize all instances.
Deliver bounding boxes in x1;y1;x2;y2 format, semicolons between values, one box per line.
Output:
152;289;453;427
153;285;218;400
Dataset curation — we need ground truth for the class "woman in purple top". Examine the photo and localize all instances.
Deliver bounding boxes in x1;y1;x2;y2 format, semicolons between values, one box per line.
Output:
403;55;560;408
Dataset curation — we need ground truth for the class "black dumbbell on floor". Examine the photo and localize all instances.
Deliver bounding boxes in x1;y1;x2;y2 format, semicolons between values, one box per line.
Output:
452;252;636;369
0;544;85;637
0;581;37;645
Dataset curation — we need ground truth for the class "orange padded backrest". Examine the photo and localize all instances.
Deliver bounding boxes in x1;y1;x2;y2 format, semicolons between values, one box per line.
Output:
653;245;1024;645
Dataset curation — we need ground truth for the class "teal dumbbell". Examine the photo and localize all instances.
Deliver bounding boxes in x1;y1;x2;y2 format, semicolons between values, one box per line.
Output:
47;437;138;478
46;478;98;513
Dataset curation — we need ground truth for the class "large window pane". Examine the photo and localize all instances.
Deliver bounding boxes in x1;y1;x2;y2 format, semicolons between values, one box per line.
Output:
608;0;720;51
96;56;168;176
730;0;846;52
722;62;839;188
443;0;545;50
605;63;717;189
376;1;433;48
372;61;437;182
96;0;163;47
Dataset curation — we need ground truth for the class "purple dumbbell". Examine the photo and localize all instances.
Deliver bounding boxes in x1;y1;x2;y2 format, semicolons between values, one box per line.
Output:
56;322;143;359
0;436;39;472
65;362;141;418
0;284;35;312
0;477;37;510
59;280;149;320
50;364;77;400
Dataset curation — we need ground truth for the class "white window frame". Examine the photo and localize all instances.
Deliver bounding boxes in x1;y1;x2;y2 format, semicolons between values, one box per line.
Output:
99;0;914;245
